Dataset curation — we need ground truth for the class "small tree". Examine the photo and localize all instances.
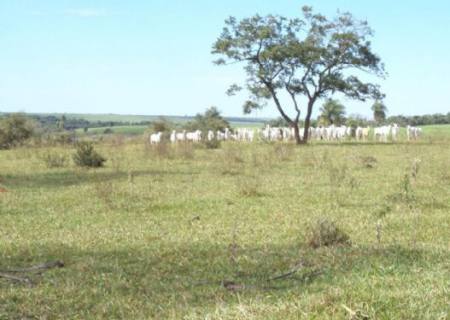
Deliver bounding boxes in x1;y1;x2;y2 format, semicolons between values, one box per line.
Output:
0;114;35;149
150;117;173;133
266;117;291;128
319;99;346;125
212;6;385;144
73;141;106;168
185;106;230;132
148;117;174;142
58;115;66;131
372;100;387;124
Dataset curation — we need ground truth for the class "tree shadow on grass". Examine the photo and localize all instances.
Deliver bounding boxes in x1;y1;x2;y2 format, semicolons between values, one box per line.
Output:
0;241;447;318
311;141;432;147
2;168;200;190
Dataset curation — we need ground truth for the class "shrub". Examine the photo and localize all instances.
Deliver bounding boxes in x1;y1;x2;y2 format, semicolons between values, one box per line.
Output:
175;142;195;160
52;131;76;146
184;107;230;134
203;138;221;149
73;142;106;168
0;114;35;149
237;176;263;197
150;141;173;159
360;156;378;169
41;152;68;168
273;143;294;162
308;218;351;248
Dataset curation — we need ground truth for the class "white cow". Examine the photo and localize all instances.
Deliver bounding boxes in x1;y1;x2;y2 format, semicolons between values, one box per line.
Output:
186;130;202;142
176;130;186;142
150;132;162;144
391;123;400;141
207;130;215;141
170;130;177;143
407;125;422;141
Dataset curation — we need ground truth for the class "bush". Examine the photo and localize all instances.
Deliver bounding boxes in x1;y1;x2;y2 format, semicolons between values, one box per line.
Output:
360;156;378;169
148;141;173;159
0;114;35;149
52;131;76;146
184;107;230;134
41;152;68;168
73;142;106;168
308;218;351;248
203;138;221;149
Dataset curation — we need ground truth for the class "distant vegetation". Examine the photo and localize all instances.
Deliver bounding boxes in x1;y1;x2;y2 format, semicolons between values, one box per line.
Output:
0;112;267;135
2;111;450;143
0;114;35;149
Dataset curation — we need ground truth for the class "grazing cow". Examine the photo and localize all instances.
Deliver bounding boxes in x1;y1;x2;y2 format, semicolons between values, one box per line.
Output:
355;126;364;141
362;127;370;141
391;123;400;141
207;130;215;141
407;125;422;141
170;130;177;143
374;125;391;142
150;132;162;144
186;130;202;142
176;130;186;142
216;130;225;141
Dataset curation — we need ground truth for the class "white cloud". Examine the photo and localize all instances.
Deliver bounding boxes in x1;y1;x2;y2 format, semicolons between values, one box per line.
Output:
65;8;108;18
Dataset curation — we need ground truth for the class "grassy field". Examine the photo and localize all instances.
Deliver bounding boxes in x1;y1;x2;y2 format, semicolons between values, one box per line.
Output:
77;125;150;135
0;132;449;319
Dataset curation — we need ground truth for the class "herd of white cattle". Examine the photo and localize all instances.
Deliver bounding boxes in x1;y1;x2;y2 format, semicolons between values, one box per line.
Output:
149;124;423;144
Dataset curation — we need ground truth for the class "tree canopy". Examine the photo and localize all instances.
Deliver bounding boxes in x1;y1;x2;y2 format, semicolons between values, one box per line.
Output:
212;6;385;143
319;99;346;125
0;114;35;149
185;106;230;133
371;100;388;123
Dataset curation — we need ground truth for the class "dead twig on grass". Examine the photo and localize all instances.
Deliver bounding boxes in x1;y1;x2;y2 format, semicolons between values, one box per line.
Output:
0;260;64;274
0;260;64;286
0;272;33;286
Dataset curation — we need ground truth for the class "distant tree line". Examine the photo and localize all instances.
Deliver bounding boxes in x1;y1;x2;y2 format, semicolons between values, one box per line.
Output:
0;114;152;131
386;113;450;126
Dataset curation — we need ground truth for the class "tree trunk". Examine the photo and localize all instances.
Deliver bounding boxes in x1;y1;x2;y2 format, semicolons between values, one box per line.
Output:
293;122;302;145
301;99;316;144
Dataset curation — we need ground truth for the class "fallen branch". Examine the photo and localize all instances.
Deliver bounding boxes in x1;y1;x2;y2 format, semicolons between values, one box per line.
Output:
0;260;64;274
266;261;305;281
0;272;32;285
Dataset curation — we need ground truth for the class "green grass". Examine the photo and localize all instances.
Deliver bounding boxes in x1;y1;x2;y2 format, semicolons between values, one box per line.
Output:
77;125;149;135
0;135;449;319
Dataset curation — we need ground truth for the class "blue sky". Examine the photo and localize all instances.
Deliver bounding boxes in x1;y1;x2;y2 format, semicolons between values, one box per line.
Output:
1;1;449;119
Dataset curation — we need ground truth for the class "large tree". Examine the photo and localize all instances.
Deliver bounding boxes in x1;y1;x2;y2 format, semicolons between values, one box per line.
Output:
371;100;387;123
212;6;385;144
319;99;346;125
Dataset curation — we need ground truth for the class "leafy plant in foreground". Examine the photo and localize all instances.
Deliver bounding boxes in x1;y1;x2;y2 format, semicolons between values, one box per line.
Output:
73;141;106;168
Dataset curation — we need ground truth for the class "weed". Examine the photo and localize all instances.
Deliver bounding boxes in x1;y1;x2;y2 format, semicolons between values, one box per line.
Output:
360;155;378;169
72;141;106;168
40;152;68;168
308;218;351;248
273;143;295;162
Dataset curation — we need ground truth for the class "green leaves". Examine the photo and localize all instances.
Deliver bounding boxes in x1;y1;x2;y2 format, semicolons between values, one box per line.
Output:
319;99;346;125
372;100;388;123
243;100;263;114
212;7;385;142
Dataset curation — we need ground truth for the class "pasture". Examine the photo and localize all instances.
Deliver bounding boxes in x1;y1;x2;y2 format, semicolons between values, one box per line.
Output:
0;128;449;319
